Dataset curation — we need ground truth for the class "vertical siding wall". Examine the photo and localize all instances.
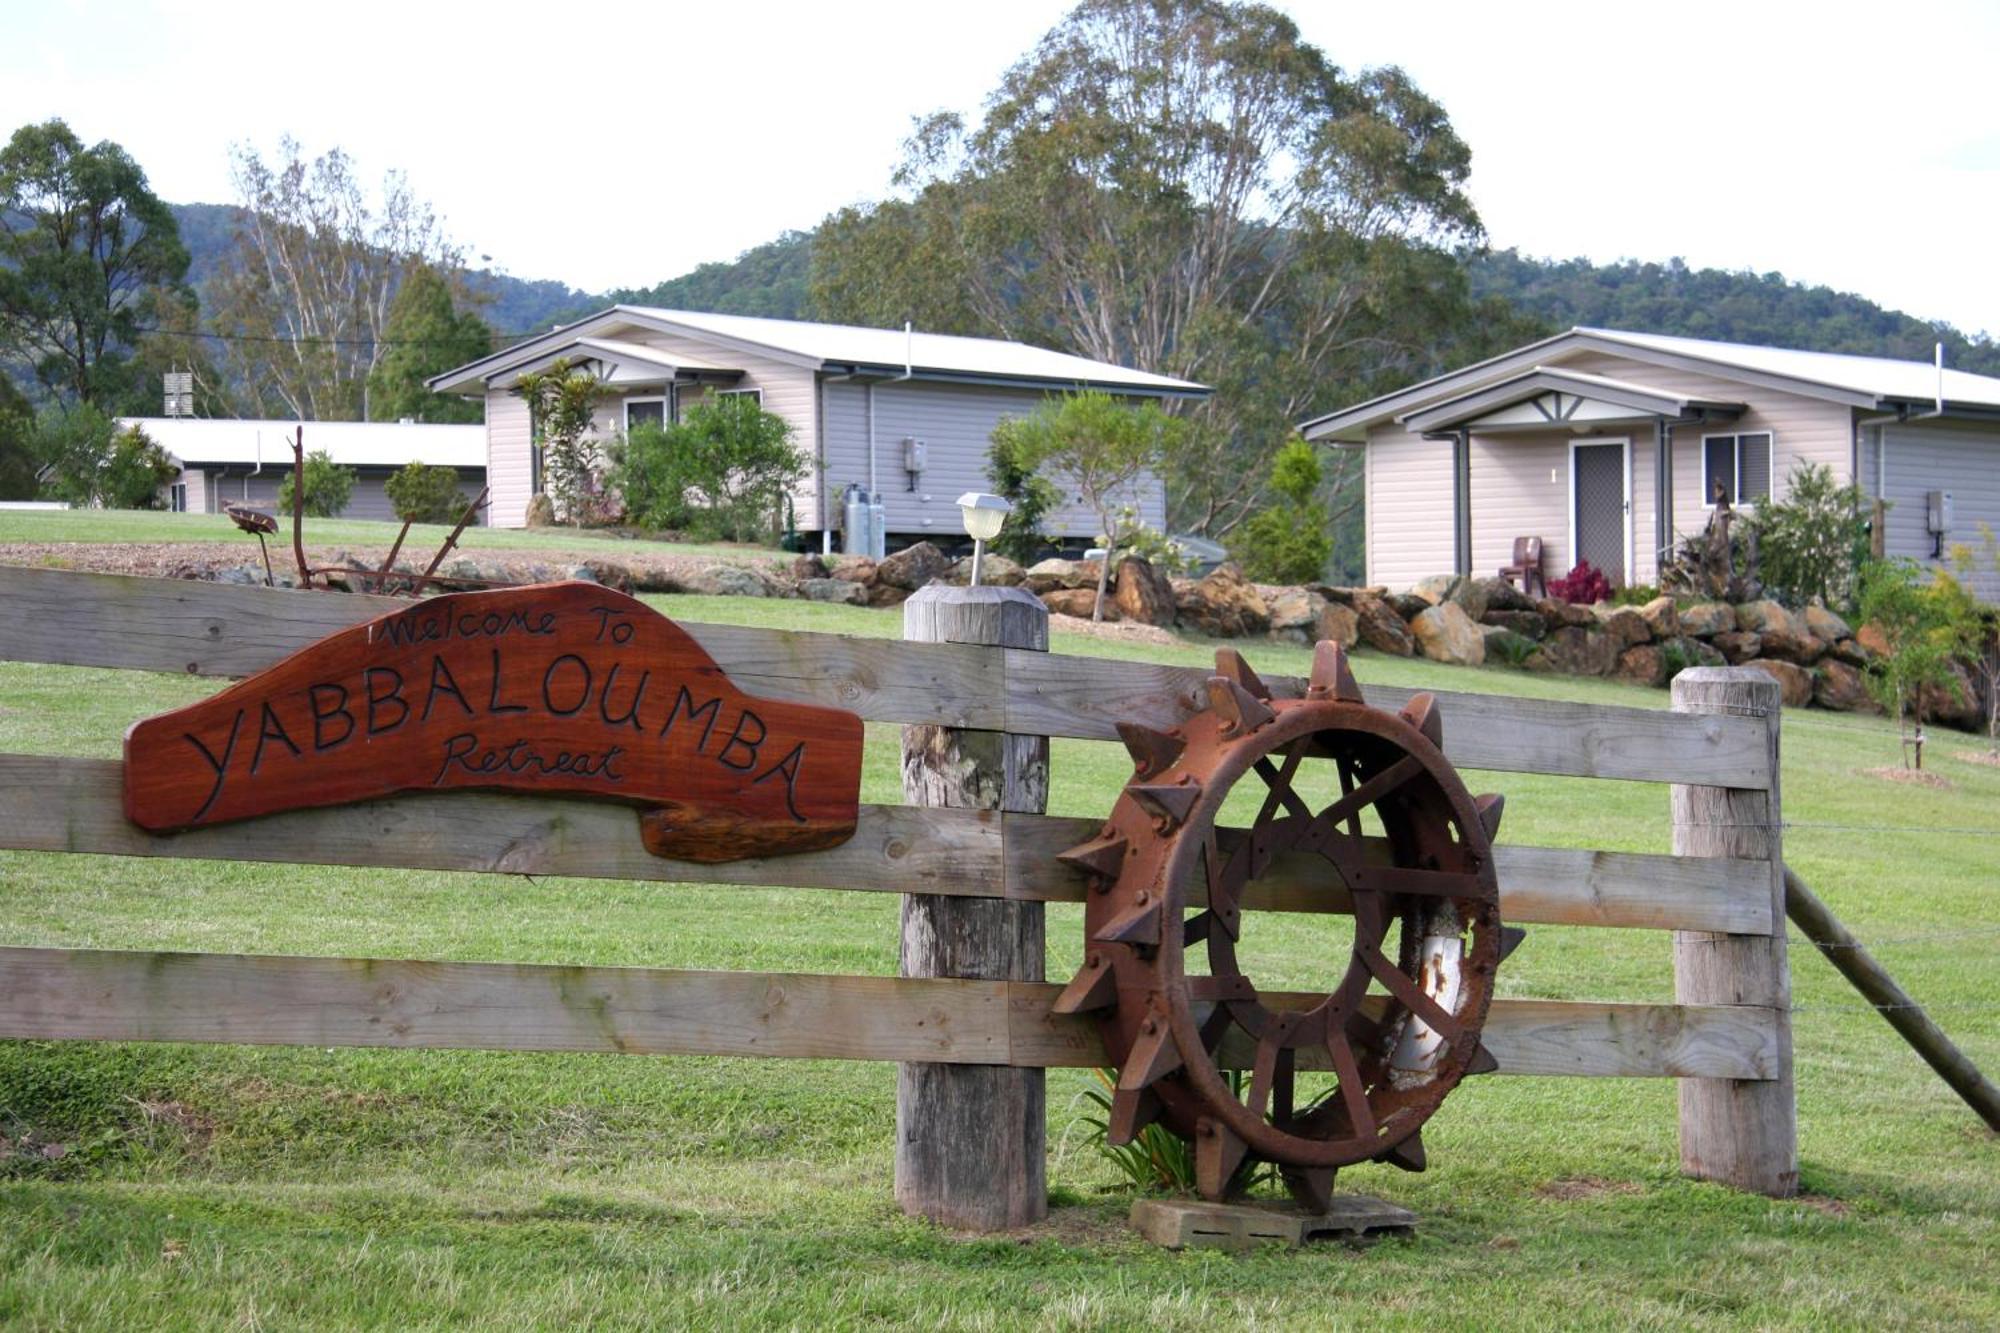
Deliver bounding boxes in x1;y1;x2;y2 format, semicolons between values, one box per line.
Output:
820;379;1167;541
485;391;534;529
1880;419;2000;600
1363;424;1454;588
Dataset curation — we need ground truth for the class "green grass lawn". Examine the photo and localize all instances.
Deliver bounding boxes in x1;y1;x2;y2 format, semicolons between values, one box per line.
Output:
0;507;765;563
1;595;1996;1329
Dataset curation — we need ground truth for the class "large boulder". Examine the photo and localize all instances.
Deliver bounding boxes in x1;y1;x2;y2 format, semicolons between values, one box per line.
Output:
1595;605;1652;646
1410;601;1486;666
1042;588;1116;620
1481;578;1538;614
1748;659;1814;708
1711;631;1763;664
1266;586;1326;645
865;583;910;608
1529;626;1621;677
790;554;830;581
947;553;1025;587
830;556;876;585
685;563;779;598
1679;601;1736;637
1351;593;1416;656
1175;564;1270;638
1663;636;1726;671
1024;557;1102;594
1386;592;1432;620
1736;599;1801;637
1481;609;1548;640
1445;577;1493;623
1111;556;1177;627
1614;644;1666;687
1637;596;1681;640
877;541;952;591
1814;659;1873;712
1758;629;1827;665
798;577;867;605
1314;601;1360;648
1536;596;1595;628
1828;637;1871;668
1315;584;1387;606
1411;574;1457;605
1803;605;1852;642
1921;660;1983;729
1855;622;1892;658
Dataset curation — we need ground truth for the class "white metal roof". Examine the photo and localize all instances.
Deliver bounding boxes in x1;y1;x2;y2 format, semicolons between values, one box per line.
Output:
1574;329;2000;409
427;306;1209;396
119;419;487;470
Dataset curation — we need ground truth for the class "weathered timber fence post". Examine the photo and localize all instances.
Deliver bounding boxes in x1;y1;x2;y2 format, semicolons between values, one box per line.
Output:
898;582;1050;1229
1671;667;1798;1196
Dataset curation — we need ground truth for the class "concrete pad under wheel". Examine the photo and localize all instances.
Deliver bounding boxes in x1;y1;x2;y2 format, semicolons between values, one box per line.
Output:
1130;1196;1417;1251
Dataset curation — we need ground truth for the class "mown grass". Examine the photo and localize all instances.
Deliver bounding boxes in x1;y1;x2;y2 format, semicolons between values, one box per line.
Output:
0;507;762;562
1;593;1996;1329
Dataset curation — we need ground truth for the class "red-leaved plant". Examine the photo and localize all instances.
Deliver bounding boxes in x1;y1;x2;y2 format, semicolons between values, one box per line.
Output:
1548;560;1613;605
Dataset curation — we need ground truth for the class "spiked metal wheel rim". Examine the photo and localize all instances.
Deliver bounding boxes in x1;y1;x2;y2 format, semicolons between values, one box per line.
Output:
1053;641;1522;1209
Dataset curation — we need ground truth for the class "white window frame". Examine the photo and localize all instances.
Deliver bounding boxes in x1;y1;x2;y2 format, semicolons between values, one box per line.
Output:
1566;436;1633;587
1701;430;1775;510
622;395;668;434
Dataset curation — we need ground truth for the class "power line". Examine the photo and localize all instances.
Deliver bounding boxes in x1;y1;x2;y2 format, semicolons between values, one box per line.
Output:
131;324;544;348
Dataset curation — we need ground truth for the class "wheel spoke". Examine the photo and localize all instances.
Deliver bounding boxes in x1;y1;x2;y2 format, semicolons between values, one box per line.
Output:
1360;942;1465;1045
1313;755;1423;836
1326;1024;1378;1140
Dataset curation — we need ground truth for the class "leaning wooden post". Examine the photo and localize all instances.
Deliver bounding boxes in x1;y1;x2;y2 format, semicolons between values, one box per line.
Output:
897;582;1049;1229
1671;667;1798;1196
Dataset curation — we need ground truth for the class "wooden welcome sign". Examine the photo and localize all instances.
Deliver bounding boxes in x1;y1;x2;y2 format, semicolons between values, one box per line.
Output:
123;583;864;863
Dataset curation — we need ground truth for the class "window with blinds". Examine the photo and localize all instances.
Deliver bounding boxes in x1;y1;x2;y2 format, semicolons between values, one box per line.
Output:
1702;432;1772;505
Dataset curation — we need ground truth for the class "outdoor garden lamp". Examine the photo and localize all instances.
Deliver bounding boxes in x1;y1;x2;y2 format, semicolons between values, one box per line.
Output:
956;492;1012;586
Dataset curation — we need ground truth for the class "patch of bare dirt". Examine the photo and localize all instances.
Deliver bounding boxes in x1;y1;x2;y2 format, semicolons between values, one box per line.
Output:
1534;1175;1644;1202
1047;613;1180;647
1952;749;2000;769
1859;765;1954;789
1793;1194;1850;1218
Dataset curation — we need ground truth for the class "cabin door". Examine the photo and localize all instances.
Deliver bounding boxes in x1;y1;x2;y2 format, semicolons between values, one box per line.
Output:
1570;439;1631;586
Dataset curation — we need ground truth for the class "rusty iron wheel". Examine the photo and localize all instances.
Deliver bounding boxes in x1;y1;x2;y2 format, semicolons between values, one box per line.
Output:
1053;641;1521;1211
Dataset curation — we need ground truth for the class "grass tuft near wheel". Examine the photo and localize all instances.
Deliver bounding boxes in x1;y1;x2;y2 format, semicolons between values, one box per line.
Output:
1053;641;1523;1211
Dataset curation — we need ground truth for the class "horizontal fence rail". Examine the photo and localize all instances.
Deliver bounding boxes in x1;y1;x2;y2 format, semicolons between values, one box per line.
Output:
0;567;1771;788
0;947;1783;1081
0;755;1775;935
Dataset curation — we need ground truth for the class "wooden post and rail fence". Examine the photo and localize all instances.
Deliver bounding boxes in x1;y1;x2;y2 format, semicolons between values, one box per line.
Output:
0;565;1812;1226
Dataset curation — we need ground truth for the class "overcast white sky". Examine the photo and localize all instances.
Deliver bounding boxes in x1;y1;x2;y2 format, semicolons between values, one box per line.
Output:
5;0;1998;336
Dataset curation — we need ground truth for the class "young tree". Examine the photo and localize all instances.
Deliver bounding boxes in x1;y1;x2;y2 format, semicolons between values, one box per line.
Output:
985;427;1062;564
511;359;605;526
1233;438;1333;583
1857;559;1962;770
988;391;1183;620
277;449;357;518
608;395;804;542
810;0;1483;539
384;460;471;525
366;264;492;423
210;138;465;420
1949;524;2000;756
0;120;193;406
31;407;177;508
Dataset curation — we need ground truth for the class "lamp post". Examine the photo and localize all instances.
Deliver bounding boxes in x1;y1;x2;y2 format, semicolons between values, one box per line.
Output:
956;492;1012;586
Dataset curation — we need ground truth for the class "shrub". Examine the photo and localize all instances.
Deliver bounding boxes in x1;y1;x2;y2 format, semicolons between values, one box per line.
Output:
384;461;470;525
1233;439;1332;584
512;358;606;525
607;395;803;543
1747;461;1869;611
1548;560;1612;605
1111;506;1200;574
31;407;177;509
277;449;356;518
986;427;1061;563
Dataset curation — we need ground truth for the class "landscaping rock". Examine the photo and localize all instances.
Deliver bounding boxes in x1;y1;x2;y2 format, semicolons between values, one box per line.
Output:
799;577;867;606
1637;596;1681;640
1174;564;1269;638
1314;602;1360;649
1024;557;1102;594
1112;556;1176;627
1536;597;1595;628
1529;626;1621;677
1711;631;1763;664
1921;660;1983;729
1747;659;1813;708
790;554;829;581
685;564;778;598
1614;644;1665;687
865;582;910;608
1595;606;1652;646
1757;629;1827;665
1829;637;1870;667
877;540;951;591
1855;622;1891;658
1445;577;1493;623
1814;659;1873;712
1386;592;1432;620
1736;599;1801;637
1663;636;1726;671
1314;584;1386;606
1351;593;1416;656
830;556;876;584
1042;587;1116;620
574;560;635;592
1803;604;1852;642
1480;609;1547;640
1481;624;1538;665
946;553;1025;587
1266;586;1325;644
1679;601;1736;637
1411;574;1457;605
1482;578;1537;614
1410;601;1485;666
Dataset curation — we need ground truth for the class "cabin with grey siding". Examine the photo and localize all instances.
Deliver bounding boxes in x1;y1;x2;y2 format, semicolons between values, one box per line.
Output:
118;418;487;524
1303;329;2000;601
427;307;1205;543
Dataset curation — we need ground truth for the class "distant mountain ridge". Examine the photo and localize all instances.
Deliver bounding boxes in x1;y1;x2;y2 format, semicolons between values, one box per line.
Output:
165;204;1997;377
